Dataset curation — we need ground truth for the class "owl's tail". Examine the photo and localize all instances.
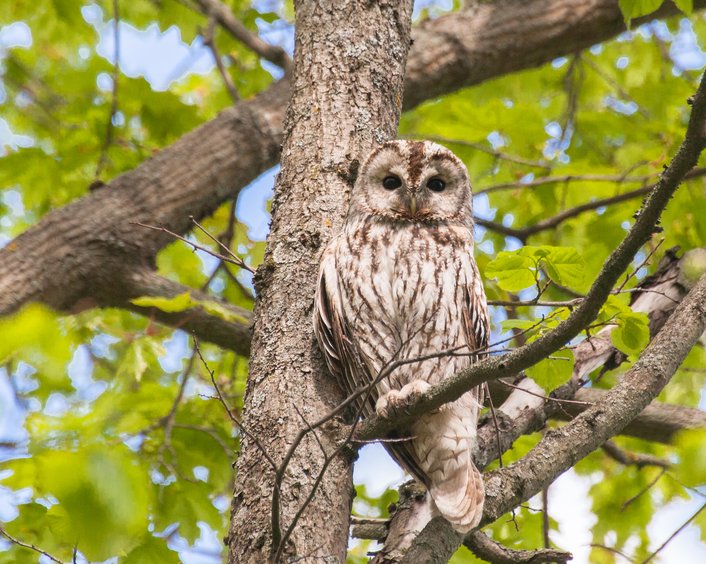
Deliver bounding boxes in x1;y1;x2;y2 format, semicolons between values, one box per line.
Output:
428;456;484;533
411;396;485;533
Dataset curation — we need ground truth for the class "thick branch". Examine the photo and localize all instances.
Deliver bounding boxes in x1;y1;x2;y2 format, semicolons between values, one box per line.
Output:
486;379;706;444
559;387;706;443
0;79;288;317
464;531;572;564
2;0;701;330
404;0;704;108
484;273;706;518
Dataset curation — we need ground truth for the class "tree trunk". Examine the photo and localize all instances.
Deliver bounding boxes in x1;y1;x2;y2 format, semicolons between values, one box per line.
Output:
228;2;414;561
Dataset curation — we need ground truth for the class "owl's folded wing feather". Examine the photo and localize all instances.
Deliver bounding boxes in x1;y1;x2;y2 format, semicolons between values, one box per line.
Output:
460;256;490;404
314;243;378;417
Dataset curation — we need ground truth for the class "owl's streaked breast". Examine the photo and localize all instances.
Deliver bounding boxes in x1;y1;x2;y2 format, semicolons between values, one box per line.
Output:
335;215;476;394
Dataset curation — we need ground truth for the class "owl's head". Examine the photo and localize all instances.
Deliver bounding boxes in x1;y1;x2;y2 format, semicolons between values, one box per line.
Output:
347;140;473;226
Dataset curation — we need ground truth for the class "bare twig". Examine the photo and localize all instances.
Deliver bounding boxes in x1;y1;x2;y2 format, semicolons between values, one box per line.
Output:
0;526;62;563
172;423;232;456
476;166;706;196
590;543;634;561
602;440;671;469
192;336;278;474
584;56;651;119
476;184;655;242
498;379;593;407
640;502;706;564
190;216;256;274
541;486;550;549
202;16;240;103
415;134;551;170
132;221;255;273
620;468;667;512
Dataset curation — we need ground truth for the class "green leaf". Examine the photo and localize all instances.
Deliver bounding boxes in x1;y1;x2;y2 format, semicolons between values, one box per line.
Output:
674;429;706;487
197;298;250;324
485;252;536;291
131;291;196;313
36;446;151;561
154;481;222;543
0;304;76;396
674;0;693;14
611;311;650;356
525;349;574;392
124;536;180;564
539;246;585;289
618;0;665;23
485;246;584;292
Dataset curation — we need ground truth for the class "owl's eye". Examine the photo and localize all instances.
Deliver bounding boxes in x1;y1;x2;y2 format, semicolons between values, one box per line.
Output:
427;178;446;192
382;175;402;190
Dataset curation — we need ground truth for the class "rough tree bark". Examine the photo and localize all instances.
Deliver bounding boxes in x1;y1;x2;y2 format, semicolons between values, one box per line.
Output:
227;2;414;562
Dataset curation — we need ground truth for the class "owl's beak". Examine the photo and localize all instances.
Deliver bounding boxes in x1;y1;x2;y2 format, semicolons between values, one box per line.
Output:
408;194;418;216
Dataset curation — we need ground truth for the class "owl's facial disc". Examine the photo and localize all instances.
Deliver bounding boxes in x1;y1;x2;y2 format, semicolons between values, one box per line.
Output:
348;140;473;227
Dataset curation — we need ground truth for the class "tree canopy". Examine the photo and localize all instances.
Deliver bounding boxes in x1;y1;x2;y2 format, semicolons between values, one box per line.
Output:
0;1;705;563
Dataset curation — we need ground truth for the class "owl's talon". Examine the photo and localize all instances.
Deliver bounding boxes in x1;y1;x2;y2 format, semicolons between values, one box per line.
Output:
376;380;433;418
376;389;403;419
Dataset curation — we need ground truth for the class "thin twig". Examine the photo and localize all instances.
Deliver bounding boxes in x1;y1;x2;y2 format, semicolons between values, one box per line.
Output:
202;16;240;103
415;134;551;170
192;336;279;474
190;215;256;273
590;543;634;561
541;486;550;549
475;165;706;195
173;423;233;456
465;530;572;564
485;383;504;468
618;239;665;292
640;502;706;563
0;527;62;563
476;184;655;242
620;468;667;512
498;379;593;406
132;221;255;273
602;440;671;470
584;56;651;119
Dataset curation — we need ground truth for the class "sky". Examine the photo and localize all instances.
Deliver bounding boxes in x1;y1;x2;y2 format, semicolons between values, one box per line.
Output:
1;1;706;563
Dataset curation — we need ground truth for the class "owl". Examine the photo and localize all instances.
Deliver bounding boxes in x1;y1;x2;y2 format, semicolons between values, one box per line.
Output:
313;140;490;533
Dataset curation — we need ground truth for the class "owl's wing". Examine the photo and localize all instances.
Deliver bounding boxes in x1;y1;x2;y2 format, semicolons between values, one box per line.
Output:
461;254;490;404
314;241;377;416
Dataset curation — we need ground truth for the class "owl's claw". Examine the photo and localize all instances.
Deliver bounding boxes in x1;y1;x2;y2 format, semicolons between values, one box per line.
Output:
375;380;433;419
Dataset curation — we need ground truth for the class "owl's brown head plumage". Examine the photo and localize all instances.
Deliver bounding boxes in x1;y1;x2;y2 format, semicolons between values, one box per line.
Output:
347;140;473;226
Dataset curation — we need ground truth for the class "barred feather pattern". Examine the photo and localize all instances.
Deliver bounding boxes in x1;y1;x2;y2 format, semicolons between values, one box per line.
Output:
314;139;490;533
